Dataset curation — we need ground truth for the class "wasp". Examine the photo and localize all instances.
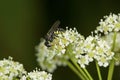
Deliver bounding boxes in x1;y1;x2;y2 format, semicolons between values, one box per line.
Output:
45;20;63;47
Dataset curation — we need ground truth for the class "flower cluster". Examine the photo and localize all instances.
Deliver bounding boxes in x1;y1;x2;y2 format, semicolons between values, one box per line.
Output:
94;13;120;66
0;57;26;80
75;35;114;68
36;13;120;80
21;69;52;80
36;39;59;72
50;27;84;55
102;32;120;65
36;27;84;72
0;57;52;80
36;26;115;71
95;13;120;34
2;13;119;80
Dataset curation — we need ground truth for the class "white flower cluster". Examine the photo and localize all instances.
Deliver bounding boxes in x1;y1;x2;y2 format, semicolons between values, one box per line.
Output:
0;57;26;80
75;36;114;68
36;13;120;72
0;57;52;80
95;13;120;34
36;27;84;72
21;70;52;80
50;27;84;55
36;39;59;72
36;26;115;71
102;32;120;65
94;13;120;66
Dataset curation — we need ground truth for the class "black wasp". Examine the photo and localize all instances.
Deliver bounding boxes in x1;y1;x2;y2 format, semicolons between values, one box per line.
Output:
45;20;64;47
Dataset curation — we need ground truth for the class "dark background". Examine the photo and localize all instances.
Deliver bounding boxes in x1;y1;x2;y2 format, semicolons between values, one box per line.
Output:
0;0;120;80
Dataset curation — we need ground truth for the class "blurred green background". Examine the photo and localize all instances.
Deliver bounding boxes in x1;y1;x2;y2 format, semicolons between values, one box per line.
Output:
0;0;120;80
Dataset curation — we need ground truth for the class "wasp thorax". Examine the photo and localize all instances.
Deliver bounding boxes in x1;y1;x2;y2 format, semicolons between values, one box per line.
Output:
44;20;65;47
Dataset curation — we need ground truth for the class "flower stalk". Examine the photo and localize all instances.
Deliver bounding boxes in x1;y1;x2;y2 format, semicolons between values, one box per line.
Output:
95;60;102;80
107;32;117;80
70;58;90;80
82;68;93;80
67;61;86;80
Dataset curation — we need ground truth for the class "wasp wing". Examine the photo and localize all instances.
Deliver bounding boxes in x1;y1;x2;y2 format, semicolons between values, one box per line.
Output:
45;20;61;47
46;20;60;36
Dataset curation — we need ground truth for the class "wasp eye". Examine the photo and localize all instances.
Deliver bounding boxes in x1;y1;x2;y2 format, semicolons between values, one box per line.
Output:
45;41;51;47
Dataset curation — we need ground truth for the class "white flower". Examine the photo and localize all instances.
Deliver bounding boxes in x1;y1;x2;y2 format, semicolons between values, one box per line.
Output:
0;57;26;80
36;39;68;72
75;35;114;68
21;69;52;80
94;37;114;67
75;36;96;68
95;13;120;34
102;32;120;65
51;27;84;55
36;27;84;72
77;55;89;68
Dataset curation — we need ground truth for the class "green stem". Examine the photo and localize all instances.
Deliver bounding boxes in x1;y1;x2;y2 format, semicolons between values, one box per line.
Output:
111;32;117;51
107;32;116;80
107;59;115;80
66;61;86;80
95;60;102;80
71;58;90;80
83;68;93;80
